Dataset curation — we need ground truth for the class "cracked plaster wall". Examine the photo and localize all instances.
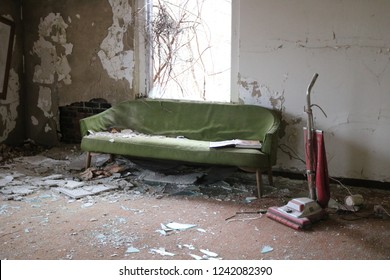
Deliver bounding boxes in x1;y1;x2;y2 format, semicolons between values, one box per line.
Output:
0;0;24;145
22;0;135;145
3;0;389;183
237;0;390;183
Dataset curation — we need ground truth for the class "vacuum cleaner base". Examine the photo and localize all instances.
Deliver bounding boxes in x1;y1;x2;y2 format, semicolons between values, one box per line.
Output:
266;197;327;230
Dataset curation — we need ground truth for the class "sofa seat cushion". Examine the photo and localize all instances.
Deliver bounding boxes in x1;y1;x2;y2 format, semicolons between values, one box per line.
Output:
81;132;270;168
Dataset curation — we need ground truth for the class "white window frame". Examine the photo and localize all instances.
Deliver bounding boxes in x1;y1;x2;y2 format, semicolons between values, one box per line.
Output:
134;0;240;103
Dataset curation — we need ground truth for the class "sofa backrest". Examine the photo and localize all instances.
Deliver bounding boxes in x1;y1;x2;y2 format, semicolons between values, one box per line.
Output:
81;98;280;142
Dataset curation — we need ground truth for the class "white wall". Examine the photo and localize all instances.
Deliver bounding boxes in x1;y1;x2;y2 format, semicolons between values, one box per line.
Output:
236;0;390;182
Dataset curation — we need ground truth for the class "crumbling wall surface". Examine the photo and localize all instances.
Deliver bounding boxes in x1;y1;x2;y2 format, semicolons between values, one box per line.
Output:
0;0;24;145
22;0;135;145
237;0;390;182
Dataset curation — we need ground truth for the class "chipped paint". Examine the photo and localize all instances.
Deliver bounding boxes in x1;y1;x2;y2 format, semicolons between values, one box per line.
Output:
31;13;73;137
37;86;53;118
31;116;39;126
237;1;390;182
98;0;134;88
0;69;20;142
0;15;18;142
33;13;72;85
238;76;285;111
44;123;52;132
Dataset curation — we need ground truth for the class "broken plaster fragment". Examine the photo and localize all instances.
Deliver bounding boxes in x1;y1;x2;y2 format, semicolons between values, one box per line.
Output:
0;176;14;187
182;244;195;250
189;254;203;260
42;174;64;180
81;202;94;208
261;245;274;254
199;249;218;258
150;248;175;257
126;247;140;254
165;222;197;231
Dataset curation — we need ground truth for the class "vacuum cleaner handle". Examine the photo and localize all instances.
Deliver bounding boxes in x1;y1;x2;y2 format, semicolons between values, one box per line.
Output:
306;73;319;111
305;73;319;200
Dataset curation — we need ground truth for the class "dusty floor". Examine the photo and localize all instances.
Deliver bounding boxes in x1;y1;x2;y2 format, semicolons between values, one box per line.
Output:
0;143;389;260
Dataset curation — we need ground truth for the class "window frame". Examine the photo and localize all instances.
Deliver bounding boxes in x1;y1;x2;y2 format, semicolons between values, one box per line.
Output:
134;0;240;103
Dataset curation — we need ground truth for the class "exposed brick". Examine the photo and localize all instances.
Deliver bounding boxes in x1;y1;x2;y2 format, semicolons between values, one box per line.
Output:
59;99;111;143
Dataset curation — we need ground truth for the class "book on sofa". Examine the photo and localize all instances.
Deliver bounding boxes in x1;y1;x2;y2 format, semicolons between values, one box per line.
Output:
209;139;262;149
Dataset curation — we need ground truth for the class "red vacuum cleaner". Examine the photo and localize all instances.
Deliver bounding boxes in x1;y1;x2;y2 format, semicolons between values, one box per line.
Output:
267;73;330;230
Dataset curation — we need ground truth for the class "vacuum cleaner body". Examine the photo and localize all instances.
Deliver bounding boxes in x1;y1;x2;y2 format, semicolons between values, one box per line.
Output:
266;74;330;230
266;197;327;230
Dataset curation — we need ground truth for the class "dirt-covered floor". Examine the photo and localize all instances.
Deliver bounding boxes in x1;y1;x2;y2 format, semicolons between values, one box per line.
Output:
0;143;389;260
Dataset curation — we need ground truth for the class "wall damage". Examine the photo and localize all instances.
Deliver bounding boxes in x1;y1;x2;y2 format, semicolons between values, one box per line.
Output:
33;13;72;85
237;0;390;182
238;74;307;172
238;75;285;111
0;69;20;142
31;12;73;138
98;0;134;88
19;0;136;145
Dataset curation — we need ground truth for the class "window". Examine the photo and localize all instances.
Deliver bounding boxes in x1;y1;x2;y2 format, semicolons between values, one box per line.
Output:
136;0;234;102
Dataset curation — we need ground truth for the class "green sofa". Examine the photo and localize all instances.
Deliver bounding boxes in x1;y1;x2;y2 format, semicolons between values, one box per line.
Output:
79;98;281;197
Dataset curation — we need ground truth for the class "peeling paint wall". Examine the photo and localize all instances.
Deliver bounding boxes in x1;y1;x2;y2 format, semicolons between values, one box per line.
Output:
0;69;20;143
98;0;134;88
0;0;24;145
237;0;390;182
32;13;72;85
22;0;136;145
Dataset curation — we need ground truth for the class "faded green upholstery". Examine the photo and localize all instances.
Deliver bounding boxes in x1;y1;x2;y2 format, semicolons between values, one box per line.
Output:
79;98;280;196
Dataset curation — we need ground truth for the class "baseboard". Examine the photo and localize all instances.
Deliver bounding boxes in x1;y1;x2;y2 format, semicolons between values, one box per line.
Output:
272;170;390;190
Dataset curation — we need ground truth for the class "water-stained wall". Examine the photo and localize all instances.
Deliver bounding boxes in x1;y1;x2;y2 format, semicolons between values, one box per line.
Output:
22;0;136;145
237;0;390;182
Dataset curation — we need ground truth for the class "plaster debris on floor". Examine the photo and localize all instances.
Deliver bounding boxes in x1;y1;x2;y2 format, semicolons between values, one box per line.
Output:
0;144;389;260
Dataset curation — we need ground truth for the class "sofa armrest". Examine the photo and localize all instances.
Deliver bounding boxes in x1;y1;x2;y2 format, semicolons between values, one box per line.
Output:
80;108;117;137
261;122;280;166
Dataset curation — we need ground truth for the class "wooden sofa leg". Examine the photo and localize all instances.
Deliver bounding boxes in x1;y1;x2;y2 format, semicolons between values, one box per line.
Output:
109;154;115;162
85;152;92;169
256;169;263;198
268;169;273;186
